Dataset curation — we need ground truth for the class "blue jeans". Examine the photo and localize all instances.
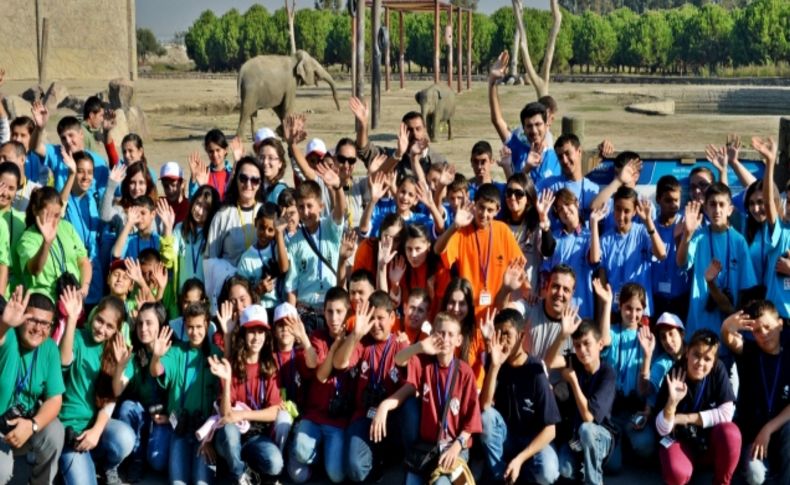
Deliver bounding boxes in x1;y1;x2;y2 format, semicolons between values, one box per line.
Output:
479;407;560;485
345;399;419;483
558;422;613;485
115;400;172;472
214;423;283;479
169;432;214;485
741;421;790;485
404;448;470;485
59;419;135;485
288;419;345;483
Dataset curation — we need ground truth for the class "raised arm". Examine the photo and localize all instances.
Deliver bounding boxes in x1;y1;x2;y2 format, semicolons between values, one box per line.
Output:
58;287;83;366
590;158;640;212
333;301;373;370
545;306;580;370
637;199;666;260
149;326;173;378
592;279;613;347
753;136;779;225
488;51;512;143
720;310;754;356
434;201;473;255
726;135;756;188
284;114;315;181
676;201;702;268
27;209;58;276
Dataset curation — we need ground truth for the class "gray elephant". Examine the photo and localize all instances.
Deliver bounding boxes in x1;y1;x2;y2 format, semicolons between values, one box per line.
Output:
415;83;456;142
237;50;340;138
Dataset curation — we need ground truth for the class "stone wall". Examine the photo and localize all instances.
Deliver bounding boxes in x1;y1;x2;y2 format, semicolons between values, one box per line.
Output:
0;0;136;81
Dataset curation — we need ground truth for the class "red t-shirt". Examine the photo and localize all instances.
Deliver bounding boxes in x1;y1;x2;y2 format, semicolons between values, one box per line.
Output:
274;348;309;406
348;334;409;421
209;168;229;201
227;363;282;410
407;354;482;446
169;197;191;225
302;328;356;428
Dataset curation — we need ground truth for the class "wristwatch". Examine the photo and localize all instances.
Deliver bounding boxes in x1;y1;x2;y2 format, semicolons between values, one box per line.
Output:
30;417;39;434
455;435;468;449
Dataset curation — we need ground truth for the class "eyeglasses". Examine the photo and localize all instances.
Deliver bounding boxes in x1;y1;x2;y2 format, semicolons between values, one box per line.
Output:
336;155;357;166
27;317;53;330
690;182;711;192
239;174;261;187
506;188;526;199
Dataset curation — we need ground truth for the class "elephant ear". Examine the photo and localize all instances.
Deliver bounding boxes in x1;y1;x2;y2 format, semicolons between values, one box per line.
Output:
295;57;316;86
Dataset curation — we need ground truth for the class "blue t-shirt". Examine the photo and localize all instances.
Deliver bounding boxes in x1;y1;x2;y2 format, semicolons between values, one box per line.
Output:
44;144;109;194
548;227;594;319
64;189;105;304
684;226;757;336
368;198;435;239
763;221;790;318
121;232;161;260
237;242;283;309
651;215;689;299
602;326;643;398
25;152;49;186
648;352;675;407
538;175;600;231
505;132;561;186
599;222;654;315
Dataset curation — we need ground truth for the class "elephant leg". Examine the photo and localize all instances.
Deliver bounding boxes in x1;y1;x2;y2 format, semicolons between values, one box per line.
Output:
430;114;438;143
249;112;257;141
447;118;452;140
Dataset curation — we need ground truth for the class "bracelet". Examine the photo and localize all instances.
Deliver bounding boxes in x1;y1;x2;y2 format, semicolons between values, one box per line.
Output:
647;228;656;235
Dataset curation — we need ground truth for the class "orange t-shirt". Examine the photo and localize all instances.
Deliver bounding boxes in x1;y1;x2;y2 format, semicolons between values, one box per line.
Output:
352;238;377;275
440;221;524;317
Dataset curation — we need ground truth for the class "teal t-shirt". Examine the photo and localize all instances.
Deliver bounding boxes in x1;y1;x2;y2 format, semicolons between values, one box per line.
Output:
17;221;88;300
3;207;27;296
602;325;643;398
124;352;164;408
158;341;221;417
0;330;65;413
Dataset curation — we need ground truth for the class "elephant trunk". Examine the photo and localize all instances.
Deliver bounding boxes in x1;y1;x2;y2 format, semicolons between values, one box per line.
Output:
316;65;341;111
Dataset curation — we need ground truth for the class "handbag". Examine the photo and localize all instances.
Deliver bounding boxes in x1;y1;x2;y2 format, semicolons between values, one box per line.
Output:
405;362;460;477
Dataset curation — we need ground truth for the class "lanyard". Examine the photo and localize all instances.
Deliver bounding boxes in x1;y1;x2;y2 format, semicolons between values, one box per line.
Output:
308;223;323;283
369;335;393;389
473;224;493;290
257;245;270;281
759;352;782;415
69;194;92;246
245;373;266;410
15;348;39;395
50;236;67;273
275;349;297;399
708;228;730;289
434;359;456;435
190;232;205;275
180;350;202;409
684;376;708;413
237;205;255;249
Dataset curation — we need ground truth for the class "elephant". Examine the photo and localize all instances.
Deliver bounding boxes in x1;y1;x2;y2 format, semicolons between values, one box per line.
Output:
415;83;456;142
237;50;340;138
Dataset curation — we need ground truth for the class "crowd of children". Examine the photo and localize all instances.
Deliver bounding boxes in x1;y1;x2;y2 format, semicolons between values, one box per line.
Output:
0;62;787;485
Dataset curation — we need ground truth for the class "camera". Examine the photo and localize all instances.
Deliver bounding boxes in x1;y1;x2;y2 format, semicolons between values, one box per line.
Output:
65;426;80;448
174;410;201;436
0;405;24;435
362;386;386;410
705;287;733;312
631;414;647;428
328;392;352;419
148;404;165;416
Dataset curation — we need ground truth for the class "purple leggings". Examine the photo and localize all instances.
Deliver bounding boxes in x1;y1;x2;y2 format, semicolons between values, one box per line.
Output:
659;422;741;485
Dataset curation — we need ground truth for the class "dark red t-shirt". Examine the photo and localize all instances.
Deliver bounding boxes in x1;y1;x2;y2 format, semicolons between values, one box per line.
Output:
169;197;190;225
227;362;282;410
302;328;356;428
348;334;409;421
407;354;482;446
209;168;229;201
274;347;309;406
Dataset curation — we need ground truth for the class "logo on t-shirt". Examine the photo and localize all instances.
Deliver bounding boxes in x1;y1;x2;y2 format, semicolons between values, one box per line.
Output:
422;383;430;398
521;398;535;414
360;360;369;375
449;398;460;416
389;368;399;383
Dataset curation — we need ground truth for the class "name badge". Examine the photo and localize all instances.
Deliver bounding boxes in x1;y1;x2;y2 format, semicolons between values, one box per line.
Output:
784;278;790;291
420;321;433;335
479;291;492;307
658;282;672;294
660;436;675;449
169;412;179;430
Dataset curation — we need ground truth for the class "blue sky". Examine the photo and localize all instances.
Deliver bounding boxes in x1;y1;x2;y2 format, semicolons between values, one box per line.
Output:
138;0;546;40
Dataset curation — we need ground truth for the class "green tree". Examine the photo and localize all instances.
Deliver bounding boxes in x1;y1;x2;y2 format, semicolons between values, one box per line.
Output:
470;12;495;72
686;3;734;72
295;9;335;63
267;8;293;56
325;14;353;67
489;7;516;63
185;10;218;71
665;3;696;73
239;5;273;61
405;13;434;72
205;8;243;70
731;0;790;65
607;7;639;70
137;28;166;63
315;0;342;12
572;11;616;71
625;10;672;72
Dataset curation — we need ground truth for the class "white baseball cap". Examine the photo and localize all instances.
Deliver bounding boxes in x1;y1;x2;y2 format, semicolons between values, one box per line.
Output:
253;127;277;147
273;302;298;324
305;138;327;158
159;161;183;180
655;312;684;331
240;304;270;330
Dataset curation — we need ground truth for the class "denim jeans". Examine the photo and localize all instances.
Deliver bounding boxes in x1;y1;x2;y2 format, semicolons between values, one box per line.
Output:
288;418;345;483
59;419;135;485
558;422;613;485
479;407;560;485
169;432;214;485
0;418;63;485
741;421;790;485
404;448;470;485
214;423;283;479
115;400;172;472
345;398;420;483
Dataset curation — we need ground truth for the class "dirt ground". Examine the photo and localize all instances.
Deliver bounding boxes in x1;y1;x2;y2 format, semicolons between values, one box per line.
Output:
4;77;786;178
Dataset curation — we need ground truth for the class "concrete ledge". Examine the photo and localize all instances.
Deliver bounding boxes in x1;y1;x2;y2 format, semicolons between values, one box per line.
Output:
625;100;675;115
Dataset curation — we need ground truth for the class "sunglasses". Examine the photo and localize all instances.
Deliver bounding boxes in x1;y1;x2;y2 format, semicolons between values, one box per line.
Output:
239;174;261;186
506;188;526;199
336;155;357;166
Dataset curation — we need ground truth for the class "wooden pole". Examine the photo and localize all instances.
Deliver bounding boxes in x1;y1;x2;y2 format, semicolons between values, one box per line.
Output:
433;0;440;84
351;14;357;97
35;0;41;83
39;18;49;87
447;6;453;88
456;7;462;94
128;0;137;80
399;11;405;90
355;0;365;102
372;0;382;129
776;117;790;189
385;7;391;92
466;9;472;90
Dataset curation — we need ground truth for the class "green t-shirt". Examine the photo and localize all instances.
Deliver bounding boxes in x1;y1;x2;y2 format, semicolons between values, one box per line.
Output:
158;341;221;417
0;330;65;413
59;328;132;432
2;208;27;297
17;220;88;300
125;352;164;408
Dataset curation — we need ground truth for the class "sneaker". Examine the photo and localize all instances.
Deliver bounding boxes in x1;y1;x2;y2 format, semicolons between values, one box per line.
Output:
239;469;261;485
125;458;145;483
102;467;123;485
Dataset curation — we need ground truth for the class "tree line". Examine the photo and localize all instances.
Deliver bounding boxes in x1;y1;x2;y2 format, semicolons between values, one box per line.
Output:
184;0;789;76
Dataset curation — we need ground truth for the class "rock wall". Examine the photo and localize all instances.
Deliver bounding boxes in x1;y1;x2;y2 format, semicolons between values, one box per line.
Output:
0;0;136;81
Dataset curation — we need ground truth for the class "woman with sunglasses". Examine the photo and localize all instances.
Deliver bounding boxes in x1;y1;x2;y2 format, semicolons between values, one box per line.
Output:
499;173;556;290
206;156;264;266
